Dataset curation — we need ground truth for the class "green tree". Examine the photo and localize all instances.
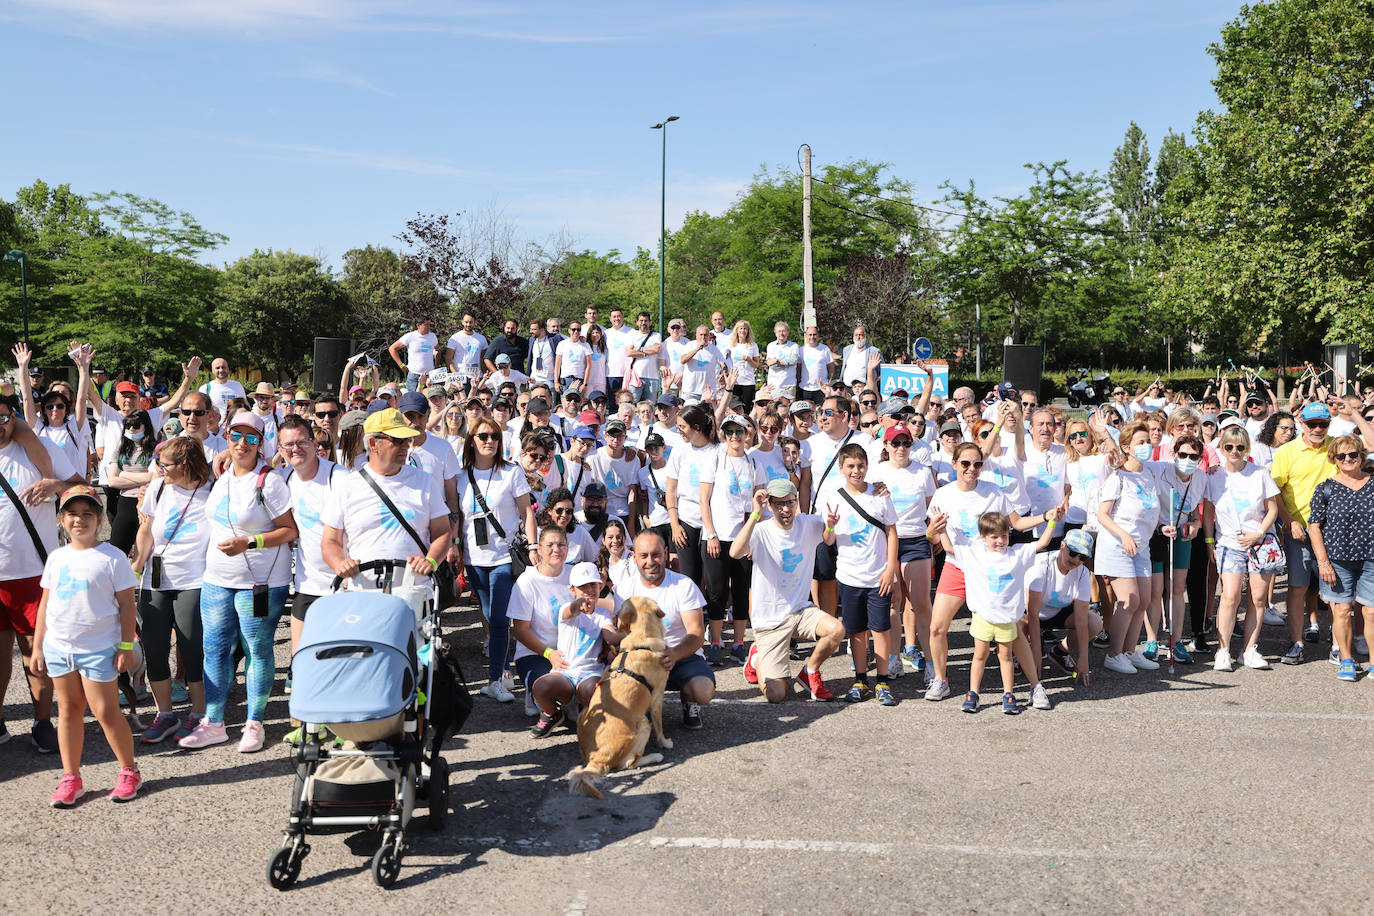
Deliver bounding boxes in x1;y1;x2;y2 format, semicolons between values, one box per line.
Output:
341;245;412;353
218;250;346;381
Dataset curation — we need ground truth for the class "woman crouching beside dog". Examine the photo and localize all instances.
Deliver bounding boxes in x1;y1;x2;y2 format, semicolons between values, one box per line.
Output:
510;528;621;737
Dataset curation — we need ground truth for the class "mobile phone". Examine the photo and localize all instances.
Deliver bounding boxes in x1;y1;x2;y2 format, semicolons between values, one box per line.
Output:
473;516;490;547
149;556;164;590
252;583;270;617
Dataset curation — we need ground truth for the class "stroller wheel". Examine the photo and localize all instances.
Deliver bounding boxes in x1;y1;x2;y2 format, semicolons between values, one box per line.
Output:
427;757;450;831
267;842;306;890
371;833;404;888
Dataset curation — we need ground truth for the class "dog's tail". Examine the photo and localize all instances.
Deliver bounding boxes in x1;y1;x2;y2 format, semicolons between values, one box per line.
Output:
567;765;605;799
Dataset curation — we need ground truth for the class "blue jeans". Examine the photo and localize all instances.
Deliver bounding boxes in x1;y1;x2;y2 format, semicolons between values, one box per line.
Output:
468;563;514;682
405;371;422;392
200;583;287;724
630;377;661;403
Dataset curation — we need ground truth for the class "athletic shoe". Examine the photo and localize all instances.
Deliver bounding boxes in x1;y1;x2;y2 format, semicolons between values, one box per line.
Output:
1304;624;1321;643
681;702;703;730
500;672;517;694
901;646;922;673
49;773;83;809
794;669;834;702
139;712;179;745
924;663;937;690
109;767;142;803
705;643;724;667
1263;606;1285;627
844;682;873;703
961;691;979;713
924;678;951;701
1128;650;1160;671
888;655;904;679
31;719;59;754
744;644;760;685
730;642;749;665
178;721;228;749
1213;648;1234;672
1203;617;1216;635
524;690;538;716
1103;654;1137;675
875;684;897;706
0;721;10;745
238;720;265;753
1092;631;1110;648
1241;647;1270;670
1142;640;1159;662
282;726;303;747
1280;642;1304;665
1357;635;1370;656
1171;642;1194;665
170;680;190;704
173;714;203;743
530;707;563;738
1031;684;1052;710
480;680;515;703
1048;644;1077;674
1329;645;1342;666
1001;692;1019;715
1337;659;1359;681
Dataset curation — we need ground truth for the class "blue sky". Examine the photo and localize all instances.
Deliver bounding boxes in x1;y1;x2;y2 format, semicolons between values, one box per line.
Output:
2;0;1242;268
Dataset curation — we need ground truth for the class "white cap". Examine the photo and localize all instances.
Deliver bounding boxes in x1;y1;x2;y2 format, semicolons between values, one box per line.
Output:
720;413;749;429
569;561;602;588
1218;415;1244;431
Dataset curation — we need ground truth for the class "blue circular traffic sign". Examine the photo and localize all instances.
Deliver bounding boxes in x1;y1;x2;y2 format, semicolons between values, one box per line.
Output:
913;337;933;360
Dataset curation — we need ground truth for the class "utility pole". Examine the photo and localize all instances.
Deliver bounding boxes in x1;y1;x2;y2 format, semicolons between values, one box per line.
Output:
801;145;815;332
975;303;982;380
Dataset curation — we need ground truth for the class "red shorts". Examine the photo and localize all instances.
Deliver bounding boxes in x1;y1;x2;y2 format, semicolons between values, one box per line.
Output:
935;561;966;600
0;576;42;636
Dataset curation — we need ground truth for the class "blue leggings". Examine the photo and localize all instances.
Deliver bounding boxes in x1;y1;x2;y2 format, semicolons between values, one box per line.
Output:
200;583;287;724
468;563;514;682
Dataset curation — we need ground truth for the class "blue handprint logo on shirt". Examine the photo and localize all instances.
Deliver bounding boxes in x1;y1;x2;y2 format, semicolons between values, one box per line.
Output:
847;517;873;547
688;464;701;488
547;595;562;624
54;567;89;601
163;506;199;542
1135;481;1158;511
764;464;787;483
780;547;804;574
1032;467;1056;491
295;497;322;532
889;483;918;513
728;469;748;498
214;493;233;526
380;503;417;532
986;569;1015;594
956;507;979;539
604;467;623;491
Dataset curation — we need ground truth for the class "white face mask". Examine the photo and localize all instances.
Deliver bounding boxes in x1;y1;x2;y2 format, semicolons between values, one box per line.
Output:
1175;456;1198;475
127;429;145;442
1132;443;1153;462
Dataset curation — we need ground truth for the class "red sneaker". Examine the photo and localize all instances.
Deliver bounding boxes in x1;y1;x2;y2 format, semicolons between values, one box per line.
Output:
743;643;759;684
110;767;142;803
795;669;834;702
50;773;83;808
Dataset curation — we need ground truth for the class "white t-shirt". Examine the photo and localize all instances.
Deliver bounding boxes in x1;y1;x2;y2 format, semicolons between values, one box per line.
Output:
586;345;609;392
484;370;530;391
322;464;447;569
702;451;758;541
605;325;635;378
808;431;869;508
833;485;896;587
666;442;719;529
196;432;229;464
585;448;639;518
203;463;294;589
637;461;671;528
799;344;833;390
528;335;556;384
139;480;212;591
1099;468;1166;546
446;331;488;378
711;327;734;351
663;338;692;386
766;341;801;390
1027;551;1092;617
96;403;164;486
281;459;343;596
557;604;615;680
506;564;573;662
730;342;760;386
454;462;531;567
408;434;459;485
951;541;1038;624
0;439;77;580
1204;463;1280;551
628;331;662;382
928;480;1013;550
980;450;1026;513
1065;455;1110;528
679;344;726;401
841;342;879;386
1022;442;1069;535
399;330;439;374
748;444;790;488
930;449;958;487
612;569;706;656
40;543;137;655
747;514;824;629
556;339;593;383
38;421;88;477
564;524;602;566
869;461;937;538
200;379;245;414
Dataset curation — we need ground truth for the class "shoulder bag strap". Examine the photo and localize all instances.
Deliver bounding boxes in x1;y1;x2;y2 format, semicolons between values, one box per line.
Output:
838;487;886;531
359;467;428;554
0;473;48;564
464;466;508;540
808;430;854;513
155;483;200;558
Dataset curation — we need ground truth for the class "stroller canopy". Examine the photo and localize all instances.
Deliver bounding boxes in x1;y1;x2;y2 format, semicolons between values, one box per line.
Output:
290;592;419;726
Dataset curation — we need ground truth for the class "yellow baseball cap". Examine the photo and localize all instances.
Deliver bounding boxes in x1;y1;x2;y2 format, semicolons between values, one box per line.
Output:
363;407;421;439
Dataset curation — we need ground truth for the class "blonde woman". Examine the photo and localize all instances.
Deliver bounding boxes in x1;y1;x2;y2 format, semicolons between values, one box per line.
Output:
729;320;761;408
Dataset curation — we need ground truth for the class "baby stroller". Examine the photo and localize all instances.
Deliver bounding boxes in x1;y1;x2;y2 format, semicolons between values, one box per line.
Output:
267;560;471;890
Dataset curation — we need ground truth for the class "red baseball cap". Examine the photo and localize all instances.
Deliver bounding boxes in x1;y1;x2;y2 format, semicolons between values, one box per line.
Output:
883;423;914;443
578;409;600;425
115;381;140;395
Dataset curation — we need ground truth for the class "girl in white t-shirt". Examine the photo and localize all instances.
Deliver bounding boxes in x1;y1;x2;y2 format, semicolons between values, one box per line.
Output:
730;320;761;406
32;486;142;807
665;404;720;590
700;414;760;663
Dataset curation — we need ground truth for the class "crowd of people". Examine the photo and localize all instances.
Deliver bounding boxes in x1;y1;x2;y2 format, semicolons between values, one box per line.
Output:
4;309;1374;810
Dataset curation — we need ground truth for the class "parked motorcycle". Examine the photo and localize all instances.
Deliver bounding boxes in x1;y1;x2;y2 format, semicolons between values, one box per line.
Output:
1066;368;1110;408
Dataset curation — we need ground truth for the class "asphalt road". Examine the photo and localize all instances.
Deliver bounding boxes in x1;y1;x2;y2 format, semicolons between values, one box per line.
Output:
4;596;1371;915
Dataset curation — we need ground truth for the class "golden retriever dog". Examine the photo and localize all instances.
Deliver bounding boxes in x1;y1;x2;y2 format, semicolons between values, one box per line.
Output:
568;597;673;799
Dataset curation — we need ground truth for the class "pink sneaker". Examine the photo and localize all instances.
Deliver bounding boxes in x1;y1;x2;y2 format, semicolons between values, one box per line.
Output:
50;773;83;808
237;720;265;753
178;720;228;749
110;767;142;803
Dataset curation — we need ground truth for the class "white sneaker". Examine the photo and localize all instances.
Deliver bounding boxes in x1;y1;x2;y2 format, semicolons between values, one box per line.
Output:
888;655;904;679
1213;648;1233;671
1103;653;1137;675
524;690;538;717
1357;635;1370;656
1263;606;1286;627
1031;684;1052;710
500;672;517;694
1241;647;1270;669
924;663;936;689
1128;650;1160;671
480;680;515;703
923;678;950;701
1329;645;1342;666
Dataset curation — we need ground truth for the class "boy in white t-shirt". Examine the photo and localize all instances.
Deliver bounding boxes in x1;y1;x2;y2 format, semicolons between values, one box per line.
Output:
529;561;619;738
932;507;1061;715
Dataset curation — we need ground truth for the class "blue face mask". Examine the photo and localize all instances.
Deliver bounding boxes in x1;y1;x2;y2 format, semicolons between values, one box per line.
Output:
127;430;146;442
1132;443;1153;462
1175;457;1198;475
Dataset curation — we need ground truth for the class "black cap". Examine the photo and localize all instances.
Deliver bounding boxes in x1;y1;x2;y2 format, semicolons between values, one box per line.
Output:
140;365;155;374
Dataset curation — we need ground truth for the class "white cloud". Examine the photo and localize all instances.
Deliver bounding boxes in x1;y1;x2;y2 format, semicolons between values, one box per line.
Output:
294;61;393;96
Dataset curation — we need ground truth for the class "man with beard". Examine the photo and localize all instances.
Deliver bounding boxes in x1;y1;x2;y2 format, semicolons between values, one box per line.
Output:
484;317;530;375
585;417;640;533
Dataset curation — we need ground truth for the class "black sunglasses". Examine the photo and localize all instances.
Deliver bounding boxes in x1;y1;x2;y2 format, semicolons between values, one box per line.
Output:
1335;451;1362;461
1068;551;1091;563
315;410;340;419
474;432;500;443
180;408;208;417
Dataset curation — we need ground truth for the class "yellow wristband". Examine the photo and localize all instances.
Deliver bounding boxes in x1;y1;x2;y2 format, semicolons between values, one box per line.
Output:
426;555;439;570
1046;518;1057;531
254;534;265;549
118;641;135;651
542;647;553;659
749;512;761;522
1204;537;1215;544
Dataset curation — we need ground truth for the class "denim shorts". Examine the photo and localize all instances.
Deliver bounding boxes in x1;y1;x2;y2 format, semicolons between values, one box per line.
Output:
898;535;932;563
665;653;715;693
1216;545;1262;576
1284;534;1317;590
1317;558;1374;606
1095;532;1152;579
44;646;118;682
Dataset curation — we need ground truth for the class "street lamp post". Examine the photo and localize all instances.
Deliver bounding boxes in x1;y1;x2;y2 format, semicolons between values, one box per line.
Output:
650;116;679;337
4;250;28;346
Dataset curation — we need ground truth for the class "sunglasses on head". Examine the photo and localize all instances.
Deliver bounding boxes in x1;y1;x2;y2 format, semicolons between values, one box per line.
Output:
474;432;500;443
957;459;984;469
229;431;262;445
